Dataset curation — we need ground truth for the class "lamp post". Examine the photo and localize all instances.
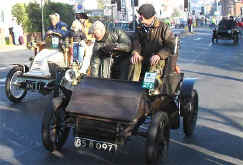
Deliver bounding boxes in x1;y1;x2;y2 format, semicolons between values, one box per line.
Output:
41;0;45;41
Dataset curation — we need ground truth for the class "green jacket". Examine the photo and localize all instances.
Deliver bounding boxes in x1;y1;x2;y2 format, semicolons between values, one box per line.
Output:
132;17;176;63
90;28;132;78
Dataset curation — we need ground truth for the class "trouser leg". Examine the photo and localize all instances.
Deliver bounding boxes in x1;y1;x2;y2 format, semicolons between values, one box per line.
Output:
101;57;113;79
128;61;142;82
90;54;101;78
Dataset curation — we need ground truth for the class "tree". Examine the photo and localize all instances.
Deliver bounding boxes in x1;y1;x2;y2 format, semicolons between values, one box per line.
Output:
97;0;105;9
26;2;74;32
44;2;74;29
11;3;29;32
26;3;42;32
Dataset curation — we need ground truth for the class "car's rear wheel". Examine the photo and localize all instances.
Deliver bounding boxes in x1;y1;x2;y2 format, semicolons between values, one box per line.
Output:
183;89;199;137
42;104;70;152
5;66;27;103
146;111;170;165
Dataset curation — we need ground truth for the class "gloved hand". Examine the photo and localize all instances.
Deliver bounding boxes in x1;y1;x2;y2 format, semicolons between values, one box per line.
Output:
98;44;117;58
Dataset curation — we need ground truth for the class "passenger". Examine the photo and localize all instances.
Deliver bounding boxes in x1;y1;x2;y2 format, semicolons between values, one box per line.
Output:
128;4;176;81
46;13;69;38
70;19;86;65
90;21;132;79
74;12;94;74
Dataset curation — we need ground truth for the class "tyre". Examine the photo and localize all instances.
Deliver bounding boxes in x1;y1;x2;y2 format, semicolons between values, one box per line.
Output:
5;66;27;103
41;104;70;152
146;111;170;165
183;89;199;137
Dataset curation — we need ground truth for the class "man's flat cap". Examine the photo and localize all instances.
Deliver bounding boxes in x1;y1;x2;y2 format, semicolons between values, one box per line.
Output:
137;4;155;19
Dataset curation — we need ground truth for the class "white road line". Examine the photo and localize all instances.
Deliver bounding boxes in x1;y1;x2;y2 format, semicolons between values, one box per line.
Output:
0;77;6;83
172;139;243;165
194;38;201;40
0;66;10;70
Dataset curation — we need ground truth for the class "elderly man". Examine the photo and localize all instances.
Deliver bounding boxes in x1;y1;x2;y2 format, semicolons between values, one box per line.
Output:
46;13;69;38
90;21;132;79
128;4;176;81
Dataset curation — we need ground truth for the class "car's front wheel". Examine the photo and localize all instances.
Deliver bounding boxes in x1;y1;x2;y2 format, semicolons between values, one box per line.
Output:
42;104;70;152
146;111;170;165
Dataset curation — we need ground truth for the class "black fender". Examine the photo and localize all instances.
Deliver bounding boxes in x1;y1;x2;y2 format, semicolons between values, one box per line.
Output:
11;64;29;73
180;78;197;100
179;78;197;116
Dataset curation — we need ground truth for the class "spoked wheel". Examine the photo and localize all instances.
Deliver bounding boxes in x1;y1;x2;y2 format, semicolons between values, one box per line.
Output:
42;104;70;152
183;89;199;137
5;66;27;103
146;111;170;165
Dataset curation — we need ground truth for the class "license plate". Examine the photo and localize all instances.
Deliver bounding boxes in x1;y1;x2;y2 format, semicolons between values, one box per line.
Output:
142;72;157;89
74;137;118;152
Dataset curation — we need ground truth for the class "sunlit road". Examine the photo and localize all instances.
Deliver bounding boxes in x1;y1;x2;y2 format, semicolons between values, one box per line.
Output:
0;28;243;165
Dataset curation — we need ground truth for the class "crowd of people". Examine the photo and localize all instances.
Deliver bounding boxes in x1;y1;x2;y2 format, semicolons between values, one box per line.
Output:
39;3;177;82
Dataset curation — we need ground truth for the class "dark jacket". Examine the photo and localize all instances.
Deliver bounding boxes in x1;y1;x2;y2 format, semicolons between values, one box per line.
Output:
90;28;132;78
47;21;69;38
132;17;176;63
93;28;132;57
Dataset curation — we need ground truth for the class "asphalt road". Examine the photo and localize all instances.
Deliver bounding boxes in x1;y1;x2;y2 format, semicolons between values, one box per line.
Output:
0;28;243;165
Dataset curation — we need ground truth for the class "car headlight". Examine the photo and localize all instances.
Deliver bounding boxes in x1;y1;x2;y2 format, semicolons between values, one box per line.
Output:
64;69;76;82
227;30;232;33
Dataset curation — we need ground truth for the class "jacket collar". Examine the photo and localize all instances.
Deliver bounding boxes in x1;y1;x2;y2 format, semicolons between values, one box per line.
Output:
137;17;160;29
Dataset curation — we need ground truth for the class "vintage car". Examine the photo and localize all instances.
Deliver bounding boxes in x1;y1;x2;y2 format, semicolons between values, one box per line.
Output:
212;23;240;44
41;37;199;165
5;32;79;103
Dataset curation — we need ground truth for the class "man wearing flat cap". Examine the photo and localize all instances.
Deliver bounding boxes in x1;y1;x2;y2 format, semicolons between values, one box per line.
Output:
128;4;176;81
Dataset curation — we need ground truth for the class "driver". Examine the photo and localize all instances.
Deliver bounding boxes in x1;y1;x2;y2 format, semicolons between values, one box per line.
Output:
28;13;69;78
46;13;69;38
128;4;176;81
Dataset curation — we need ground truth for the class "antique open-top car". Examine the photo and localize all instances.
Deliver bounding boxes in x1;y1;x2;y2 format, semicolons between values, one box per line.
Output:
5;32;78;102
212;24;240;44
41;37;199;165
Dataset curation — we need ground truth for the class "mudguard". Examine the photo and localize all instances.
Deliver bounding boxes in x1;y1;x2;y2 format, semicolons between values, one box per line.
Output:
11;64;29;73
65;77;146;122
180;78;197;99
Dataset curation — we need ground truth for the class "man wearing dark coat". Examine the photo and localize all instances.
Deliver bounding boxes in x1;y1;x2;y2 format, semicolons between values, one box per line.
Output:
128;4;176;82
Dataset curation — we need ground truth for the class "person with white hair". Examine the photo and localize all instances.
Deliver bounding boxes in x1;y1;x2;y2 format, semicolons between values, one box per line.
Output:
46;13;69;38
90;20;132;79
70;19;86;64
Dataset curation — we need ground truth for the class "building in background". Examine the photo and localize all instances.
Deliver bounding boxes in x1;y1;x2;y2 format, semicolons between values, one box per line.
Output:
220;0;243;16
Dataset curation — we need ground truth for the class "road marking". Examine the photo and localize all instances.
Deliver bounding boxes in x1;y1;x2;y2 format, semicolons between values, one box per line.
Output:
172;139;243;165
0;66;10;70
0;77;6;83
194;38;201;41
